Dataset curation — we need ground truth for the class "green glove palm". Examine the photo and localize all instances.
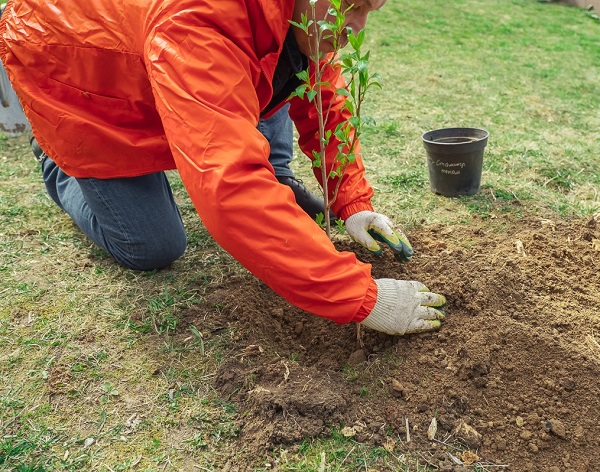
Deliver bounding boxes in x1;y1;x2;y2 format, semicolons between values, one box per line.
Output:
345;211;414;262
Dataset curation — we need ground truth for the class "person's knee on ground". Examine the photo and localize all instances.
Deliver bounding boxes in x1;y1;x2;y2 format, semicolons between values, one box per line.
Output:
30;137;187;271
106;225;187;271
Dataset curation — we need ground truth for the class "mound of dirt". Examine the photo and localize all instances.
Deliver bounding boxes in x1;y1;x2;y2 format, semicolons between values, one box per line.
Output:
186;214;600;470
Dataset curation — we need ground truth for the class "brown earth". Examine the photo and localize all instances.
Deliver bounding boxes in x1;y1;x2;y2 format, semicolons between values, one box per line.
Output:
184;214;600;471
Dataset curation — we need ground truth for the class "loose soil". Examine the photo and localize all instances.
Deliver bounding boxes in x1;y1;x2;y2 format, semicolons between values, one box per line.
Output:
184;214;600;471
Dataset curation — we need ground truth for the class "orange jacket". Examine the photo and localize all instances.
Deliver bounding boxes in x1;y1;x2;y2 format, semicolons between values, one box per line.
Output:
0;0;378;323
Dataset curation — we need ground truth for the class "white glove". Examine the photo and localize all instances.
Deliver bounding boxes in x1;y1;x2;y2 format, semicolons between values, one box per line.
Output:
361;279;446;335
345;211;414;261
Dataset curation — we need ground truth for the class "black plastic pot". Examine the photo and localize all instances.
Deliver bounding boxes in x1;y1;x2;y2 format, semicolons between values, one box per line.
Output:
422;127;489;197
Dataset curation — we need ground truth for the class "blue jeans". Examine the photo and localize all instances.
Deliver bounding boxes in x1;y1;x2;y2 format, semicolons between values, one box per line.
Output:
39;105;295;270
42;158;188;270
258;103;295;179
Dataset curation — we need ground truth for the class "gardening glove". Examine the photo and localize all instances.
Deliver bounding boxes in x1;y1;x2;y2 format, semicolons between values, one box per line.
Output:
345;211;414;262
361;279;446;335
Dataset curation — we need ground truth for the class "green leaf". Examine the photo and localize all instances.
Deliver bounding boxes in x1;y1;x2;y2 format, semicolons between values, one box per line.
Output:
357;29;365;46
315;212;325;226
292;84;307;99
297;70;310;82
371;75;382;83
342;56;354;68
334;123;350;141
344;99;355;114
359;69;369;86
312;150;321;168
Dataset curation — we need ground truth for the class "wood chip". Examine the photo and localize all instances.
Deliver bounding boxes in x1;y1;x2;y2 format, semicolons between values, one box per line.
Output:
427;417;437;441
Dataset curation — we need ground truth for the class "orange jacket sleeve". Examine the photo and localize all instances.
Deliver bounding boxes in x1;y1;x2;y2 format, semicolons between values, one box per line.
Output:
145;21;377;324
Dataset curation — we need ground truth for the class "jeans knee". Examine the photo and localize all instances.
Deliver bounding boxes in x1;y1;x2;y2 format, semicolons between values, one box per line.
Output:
110;231;187;271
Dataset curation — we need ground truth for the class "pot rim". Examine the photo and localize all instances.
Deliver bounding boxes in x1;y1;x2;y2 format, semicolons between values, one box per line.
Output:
422;127;489;145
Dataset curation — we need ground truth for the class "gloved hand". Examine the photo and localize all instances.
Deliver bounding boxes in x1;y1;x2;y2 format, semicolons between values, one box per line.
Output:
361;279;446;335
345;211;414;262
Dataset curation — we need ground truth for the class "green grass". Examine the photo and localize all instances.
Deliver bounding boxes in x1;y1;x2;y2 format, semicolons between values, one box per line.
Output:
1;0;599;470
297;0;600;226
261;432;415;471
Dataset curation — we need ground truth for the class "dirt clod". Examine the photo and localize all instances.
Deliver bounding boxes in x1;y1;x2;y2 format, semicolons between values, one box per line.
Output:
452;419;482;448
547;418;567;439
347;348;367;366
